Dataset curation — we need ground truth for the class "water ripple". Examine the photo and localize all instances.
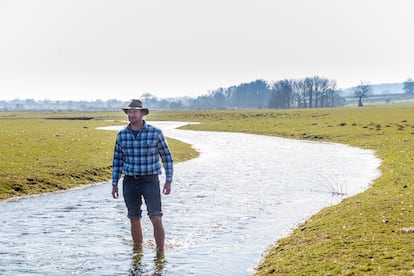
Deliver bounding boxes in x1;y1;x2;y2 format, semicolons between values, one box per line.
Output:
0;121;380;275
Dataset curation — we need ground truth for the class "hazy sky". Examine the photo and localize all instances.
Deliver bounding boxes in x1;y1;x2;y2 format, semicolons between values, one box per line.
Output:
0;0;413;101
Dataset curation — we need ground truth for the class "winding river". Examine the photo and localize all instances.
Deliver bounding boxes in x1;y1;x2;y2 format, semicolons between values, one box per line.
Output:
0;122;380;275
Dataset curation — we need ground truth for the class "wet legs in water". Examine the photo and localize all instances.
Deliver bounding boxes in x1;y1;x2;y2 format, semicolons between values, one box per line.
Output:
129;217;165;275
130;247;144;275
130;216;165;256
150;215;165;257
130;219;143;250
130;248;165;276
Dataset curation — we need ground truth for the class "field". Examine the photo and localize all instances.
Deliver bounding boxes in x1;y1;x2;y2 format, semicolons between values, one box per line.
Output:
0;112;198;199
148;104;414;275
1;104;413;274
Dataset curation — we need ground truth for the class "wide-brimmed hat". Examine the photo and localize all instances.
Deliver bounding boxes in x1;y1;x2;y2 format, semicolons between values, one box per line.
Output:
122;99;149;115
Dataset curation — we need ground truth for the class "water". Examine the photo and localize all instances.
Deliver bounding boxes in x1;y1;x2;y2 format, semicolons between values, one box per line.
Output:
0;121;381;275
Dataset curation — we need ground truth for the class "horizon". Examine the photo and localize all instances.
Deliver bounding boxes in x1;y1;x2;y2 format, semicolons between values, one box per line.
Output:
0;80;406;102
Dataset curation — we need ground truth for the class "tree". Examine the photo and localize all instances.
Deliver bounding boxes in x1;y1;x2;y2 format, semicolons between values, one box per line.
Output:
268;79;293;108
303;77;315;108
293;80;307;108
224;80;270;108
140;93;158;108
353;81;371;107
403;78;414;94
320;79;339;107
210;88;226;109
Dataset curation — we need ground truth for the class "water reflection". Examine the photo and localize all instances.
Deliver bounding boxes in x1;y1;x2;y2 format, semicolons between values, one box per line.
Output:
0;121;381;275
128;244;165;275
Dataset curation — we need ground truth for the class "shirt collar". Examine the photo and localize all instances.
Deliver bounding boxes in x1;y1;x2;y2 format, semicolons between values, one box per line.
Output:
127;120;147;131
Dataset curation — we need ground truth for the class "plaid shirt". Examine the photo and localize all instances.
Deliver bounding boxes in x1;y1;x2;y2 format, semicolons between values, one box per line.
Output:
112;122;173;185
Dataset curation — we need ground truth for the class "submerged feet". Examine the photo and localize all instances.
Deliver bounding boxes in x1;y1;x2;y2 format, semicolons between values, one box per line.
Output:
153;251;166;276
130;241;166;275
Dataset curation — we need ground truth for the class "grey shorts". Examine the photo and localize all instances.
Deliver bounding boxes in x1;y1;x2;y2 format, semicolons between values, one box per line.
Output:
122;175;162;219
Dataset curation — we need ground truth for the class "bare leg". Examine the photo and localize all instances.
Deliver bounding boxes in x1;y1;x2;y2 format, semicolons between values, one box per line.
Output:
150;216;165;256
130;218;143;250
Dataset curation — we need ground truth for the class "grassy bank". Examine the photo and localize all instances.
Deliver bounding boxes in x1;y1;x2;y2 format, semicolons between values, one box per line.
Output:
1;104;413;274
147;104;414;275
0;112;198;199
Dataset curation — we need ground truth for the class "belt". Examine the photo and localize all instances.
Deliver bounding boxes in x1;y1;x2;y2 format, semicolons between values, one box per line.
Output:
126;174;158;179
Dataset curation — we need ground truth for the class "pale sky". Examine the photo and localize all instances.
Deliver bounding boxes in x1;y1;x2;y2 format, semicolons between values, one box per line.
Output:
0;0;413;101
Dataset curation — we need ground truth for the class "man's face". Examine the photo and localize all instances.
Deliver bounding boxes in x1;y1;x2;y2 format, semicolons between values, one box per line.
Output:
127;109;144;124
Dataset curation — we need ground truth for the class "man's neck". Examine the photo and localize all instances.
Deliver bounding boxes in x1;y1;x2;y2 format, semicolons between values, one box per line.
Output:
130;120;144;131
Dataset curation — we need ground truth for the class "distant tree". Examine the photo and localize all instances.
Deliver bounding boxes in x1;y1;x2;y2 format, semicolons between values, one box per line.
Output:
249;79;270;108
140;93;158;108
303;77;315;108
353;81;371;107
321;79;338;107
403;78;414;94
293;80;307;108
193;95;214;109
268;79;293;108
289;76;339;108
169;101;184;109
226;79;270;108
210;88;226;109
157;99;170;109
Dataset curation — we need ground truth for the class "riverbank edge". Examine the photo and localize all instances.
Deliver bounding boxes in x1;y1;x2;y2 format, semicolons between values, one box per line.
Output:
154;108;413;275
2;108;413;274
0;181;108;203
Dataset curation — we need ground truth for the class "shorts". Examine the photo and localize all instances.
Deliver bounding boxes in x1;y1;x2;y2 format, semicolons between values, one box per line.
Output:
122;175;162;219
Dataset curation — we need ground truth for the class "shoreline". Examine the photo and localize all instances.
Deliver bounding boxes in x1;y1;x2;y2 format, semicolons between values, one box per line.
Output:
0;181;109;203
1;107;413;274
0;122;382;275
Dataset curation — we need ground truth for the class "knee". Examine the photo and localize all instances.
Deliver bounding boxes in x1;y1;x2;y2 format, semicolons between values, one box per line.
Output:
150;215;162;226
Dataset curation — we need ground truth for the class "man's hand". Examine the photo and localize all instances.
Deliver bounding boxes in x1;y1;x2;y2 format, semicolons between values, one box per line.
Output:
163;181;172;195
112;185;119;199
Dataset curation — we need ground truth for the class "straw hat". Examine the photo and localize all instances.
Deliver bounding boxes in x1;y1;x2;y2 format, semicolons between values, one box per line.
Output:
122;99;149;115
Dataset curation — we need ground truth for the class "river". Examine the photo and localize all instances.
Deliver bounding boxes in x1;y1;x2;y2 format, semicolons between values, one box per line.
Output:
0;121;380;275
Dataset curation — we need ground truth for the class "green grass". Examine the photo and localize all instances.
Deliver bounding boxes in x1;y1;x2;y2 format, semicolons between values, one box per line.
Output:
0;112;198;199
147;104;414;275
1;104;413;274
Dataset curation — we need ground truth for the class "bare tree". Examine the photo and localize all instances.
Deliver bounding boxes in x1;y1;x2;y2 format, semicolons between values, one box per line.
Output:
140;93;158;105
403;78;414;94
292;80;306;108
320;79;340;107
269;79;293;108
353;81;371;107
303;77;314;108
210;88;226;108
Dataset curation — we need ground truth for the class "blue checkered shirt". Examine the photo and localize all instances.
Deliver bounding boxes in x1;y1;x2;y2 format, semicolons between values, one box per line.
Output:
112;122;174;185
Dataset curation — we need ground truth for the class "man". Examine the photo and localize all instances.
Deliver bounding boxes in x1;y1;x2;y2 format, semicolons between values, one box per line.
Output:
111;99;173;257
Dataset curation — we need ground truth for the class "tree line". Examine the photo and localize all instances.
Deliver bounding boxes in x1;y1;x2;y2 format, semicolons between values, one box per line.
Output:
144;76;414;110
167;76;344;109
353;78;414;107
2;77;413;111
